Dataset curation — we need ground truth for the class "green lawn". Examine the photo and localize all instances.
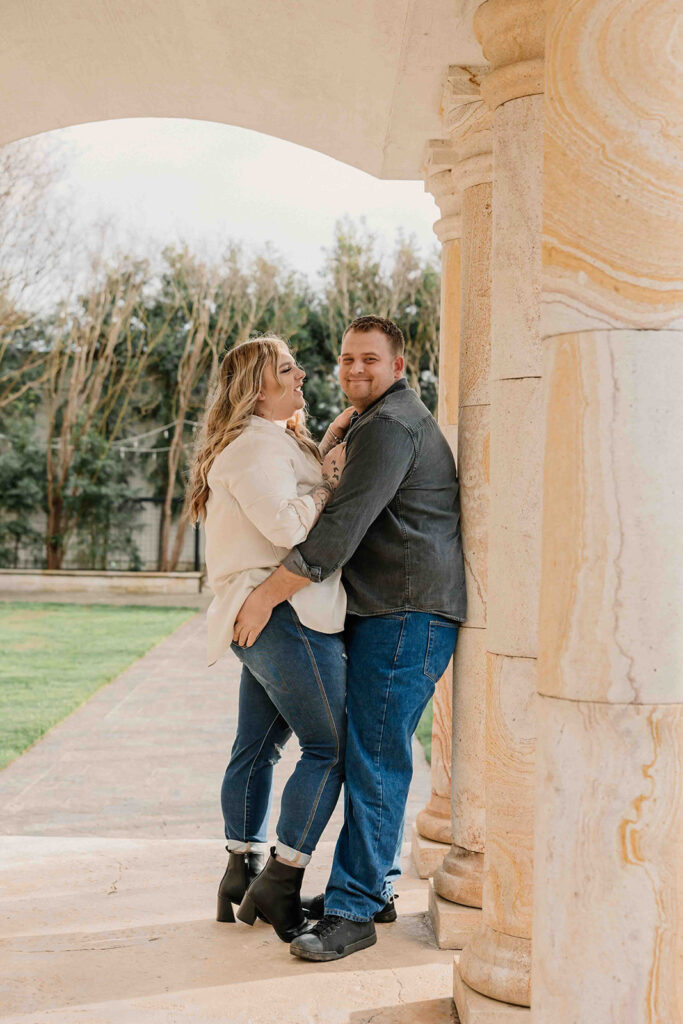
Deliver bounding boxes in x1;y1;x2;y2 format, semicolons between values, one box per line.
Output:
0;602;196;769
416;697;433;764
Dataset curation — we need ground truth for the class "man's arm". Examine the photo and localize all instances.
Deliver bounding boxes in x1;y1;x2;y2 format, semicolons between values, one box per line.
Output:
233;417;414;647
233;564;309;648
285;416;415;581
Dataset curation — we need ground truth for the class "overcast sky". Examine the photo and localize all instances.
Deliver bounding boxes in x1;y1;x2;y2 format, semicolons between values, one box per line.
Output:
50;117;440;284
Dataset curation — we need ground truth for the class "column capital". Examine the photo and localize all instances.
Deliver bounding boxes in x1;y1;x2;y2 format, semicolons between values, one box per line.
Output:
424;140;463;243
423;67;493;243
474;0;545;111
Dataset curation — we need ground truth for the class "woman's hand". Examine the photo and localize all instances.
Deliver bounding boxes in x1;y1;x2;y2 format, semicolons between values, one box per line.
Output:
322;442;346;490
233;587;273;648
329;406;355;438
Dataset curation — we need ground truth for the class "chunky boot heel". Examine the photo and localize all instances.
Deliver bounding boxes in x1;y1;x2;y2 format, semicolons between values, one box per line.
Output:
216;894;235;923
216;849;265;923
240;847;309;943
236;892;258;926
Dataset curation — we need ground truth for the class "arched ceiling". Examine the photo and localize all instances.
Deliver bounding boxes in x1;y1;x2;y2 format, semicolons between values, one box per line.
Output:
0;0;482;179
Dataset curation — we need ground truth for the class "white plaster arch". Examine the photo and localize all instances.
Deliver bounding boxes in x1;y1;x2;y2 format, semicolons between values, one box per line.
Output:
1;0;481;179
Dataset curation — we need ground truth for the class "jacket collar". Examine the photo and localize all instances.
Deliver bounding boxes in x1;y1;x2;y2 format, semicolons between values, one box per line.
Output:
349;377;409;427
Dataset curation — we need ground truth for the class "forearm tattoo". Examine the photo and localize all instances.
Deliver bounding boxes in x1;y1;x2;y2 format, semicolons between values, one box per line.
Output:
312;480;335;515
318;427;343;458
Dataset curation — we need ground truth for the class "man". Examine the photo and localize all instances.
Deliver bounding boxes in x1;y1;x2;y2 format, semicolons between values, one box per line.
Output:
234;315;466;960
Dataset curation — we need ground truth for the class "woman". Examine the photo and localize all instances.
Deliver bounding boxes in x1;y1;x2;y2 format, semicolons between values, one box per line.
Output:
189;335;352;943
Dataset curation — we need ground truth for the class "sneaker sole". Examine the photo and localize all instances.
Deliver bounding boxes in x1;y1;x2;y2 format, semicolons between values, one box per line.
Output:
289;931;377;962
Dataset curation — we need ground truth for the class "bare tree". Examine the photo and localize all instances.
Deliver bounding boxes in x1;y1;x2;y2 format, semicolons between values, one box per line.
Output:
157;245;305;571
42;254;171;568
0;138;72;410
322;219;441;394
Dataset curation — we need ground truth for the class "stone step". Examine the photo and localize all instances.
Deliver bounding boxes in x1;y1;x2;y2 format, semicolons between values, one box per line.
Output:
0;834;454;1023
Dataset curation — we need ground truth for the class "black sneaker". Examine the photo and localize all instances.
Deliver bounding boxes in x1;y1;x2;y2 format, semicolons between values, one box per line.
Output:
302;893;397;923
290;914;377;962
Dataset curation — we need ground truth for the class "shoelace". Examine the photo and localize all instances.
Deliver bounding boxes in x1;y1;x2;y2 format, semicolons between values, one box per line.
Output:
314;915;344;937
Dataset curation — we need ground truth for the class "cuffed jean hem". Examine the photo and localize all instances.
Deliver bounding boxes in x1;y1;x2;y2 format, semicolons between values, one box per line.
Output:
226;840;268;854
275;841;311;867
323;907;373;923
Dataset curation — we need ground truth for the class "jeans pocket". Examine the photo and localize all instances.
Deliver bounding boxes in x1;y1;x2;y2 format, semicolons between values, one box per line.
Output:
423;620;459;683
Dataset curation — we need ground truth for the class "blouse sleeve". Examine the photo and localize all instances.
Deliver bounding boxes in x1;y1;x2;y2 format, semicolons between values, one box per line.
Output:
221;439;318;548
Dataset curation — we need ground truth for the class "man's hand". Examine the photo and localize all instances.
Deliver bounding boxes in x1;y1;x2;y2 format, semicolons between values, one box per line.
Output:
233;587;274;648
233;565;310;648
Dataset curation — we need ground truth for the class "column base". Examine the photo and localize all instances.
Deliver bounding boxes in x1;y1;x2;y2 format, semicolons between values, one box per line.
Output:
459;924;531;1007
434;843;484;907
454;961;530;1024
411;822;449;878
428;879;482;949
416;793;453;844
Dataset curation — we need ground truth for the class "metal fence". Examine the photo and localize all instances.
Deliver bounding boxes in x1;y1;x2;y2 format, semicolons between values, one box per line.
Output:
1;496;205;573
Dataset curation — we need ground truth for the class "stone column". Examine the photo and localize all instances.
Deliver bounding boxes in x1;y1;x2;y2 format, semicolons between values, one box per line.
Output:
533;0;683;1020
429;69;493;950
414;72;492;903
412;135;465;880
457;0;545;1013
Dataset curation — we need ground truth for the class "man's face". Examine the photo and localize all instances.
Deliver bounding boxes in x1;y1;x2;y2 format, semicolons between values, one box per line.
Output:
338;329;405;412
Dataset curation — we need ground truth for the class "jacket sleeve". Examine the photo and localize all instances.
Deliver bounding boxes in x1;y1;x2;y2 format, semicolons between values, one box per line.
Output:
283;416;414;581
221;440;317;549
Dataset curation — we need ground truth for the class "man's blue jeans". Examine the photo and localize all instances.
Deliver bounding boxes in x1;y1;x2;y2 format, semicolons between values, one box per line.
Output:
222;602;347;867
325;611;459;920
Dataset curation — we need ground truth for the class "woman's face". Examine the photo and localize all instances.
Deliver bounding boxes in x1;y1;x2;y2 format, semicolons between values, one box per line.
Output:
256;344;306;422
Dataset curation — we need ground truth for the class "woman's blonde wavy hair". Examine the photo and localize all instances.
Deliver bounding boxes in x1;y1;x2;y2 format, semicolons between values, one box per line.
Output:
189;334;320;523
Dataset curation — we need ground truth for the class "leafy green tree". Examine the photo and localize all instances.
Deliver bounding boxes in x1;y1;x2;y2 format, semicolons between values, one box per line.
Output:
65;430;142;570
320;218;440;411
0;416;45;567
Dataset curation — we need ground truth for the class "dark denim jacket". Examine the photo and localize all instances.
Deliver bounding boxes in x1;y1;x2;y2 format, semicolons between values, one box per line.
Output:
283;379;467;622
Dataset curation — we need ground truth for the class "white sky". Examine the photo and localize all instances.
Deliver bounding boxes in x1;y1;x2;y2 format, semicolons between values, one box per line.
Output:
50;118;440;284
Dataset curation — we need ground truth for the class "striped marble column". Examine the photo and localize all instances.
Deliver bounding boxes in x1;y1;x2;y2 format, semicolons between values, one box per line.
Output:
533;0;683;1020
457;0;545;1012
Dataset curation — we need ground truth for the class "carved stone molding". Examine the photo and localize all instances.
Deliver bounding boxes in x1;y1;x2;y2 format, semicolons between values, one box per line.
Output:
423;66;493;244
474;0;545;111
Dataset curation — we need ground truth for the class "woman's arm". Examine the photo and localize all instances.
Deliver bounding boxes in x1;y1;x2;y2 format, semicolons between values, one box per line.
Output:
318;406;355;458
309;443;346;519
223;435;346;549
231;441;346;648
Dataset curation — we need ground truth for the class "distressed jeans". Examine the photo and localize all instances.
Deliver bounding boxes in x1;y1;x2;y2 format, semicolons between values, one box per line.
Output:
325;611;459;919
222;601;347;866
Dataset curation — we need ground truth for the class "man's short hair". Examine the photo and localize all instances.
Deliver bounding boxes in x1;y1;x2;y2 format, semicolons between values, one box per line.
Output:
342;315;405;359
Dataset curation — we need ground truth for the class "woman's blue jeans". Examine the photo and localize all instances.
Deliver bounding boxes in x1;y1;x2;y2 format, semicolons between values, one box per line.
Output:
222;602;347;866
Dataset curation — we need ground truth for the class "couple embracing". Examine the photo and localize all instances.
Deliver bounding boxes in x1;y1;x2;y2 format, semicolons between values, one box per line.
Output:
189;315;466;962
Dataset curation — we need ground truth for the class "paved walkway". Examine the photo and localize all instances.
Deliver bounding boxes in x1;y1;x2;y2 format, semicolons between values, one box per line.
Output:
0;611;455;1024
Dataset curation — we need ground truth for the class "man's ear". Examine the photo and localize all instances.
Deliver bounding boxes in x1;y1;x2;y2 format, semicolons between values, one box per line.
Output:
393;355;405;378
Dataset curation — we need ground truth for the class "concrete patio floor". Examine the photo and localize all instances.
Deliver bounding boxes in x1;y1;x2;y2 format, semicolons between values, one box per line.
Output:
0;610;456;1024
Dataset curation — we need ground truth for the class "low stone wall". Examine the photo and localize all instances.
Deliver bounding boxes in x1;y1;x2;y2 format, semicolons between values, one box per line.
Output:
0;570;205;595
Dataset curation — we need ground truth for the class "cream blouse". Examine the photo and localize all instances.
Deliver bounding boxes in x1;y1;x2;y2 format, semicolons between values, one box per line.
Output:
204;415;346;666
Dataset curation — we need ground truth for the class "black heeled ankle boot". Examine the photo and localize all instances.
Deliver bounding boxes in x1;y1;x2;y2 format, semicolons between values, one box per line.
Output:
217;849;265;922
236;847;310;942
